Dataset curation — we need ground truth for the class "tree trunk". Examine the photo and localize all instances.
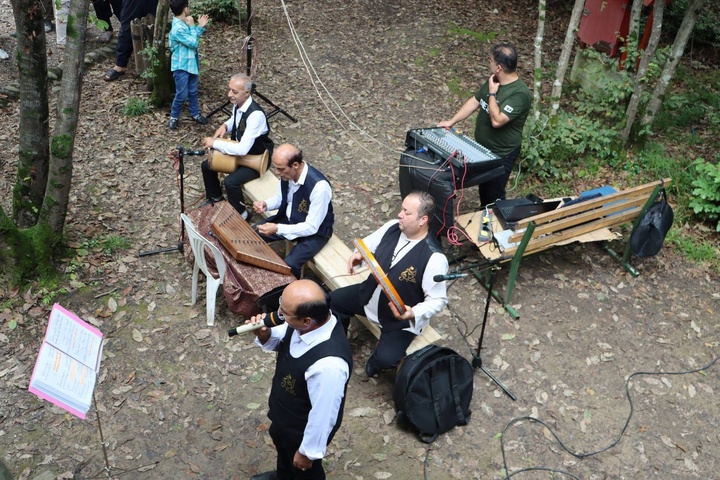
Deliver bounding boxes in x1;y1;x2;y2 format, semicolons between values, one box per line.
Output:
40;0;90;236
627;0;644;48
640;0;706;128
623;0;644;71
151;0;174;107
532;0;546;121
10;0;50;228
549;0;584;117
619;0;666;143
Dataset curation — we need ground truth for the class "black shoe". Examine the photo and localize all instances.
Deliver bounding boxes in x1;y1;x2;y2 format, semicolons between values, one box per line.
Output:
193;114;208;125
45;20;54;33
365;359;379;378
168;118;179;130
250;471;277;480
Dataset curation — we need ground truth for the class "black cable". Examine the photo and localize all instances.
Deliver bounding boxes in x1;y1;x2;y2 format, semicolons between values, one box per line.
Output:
501;355;720;479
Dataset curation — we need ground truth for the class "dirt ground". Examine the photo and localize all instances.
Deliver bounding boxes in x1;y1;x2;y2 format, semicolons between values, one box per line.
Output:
1;1;719;479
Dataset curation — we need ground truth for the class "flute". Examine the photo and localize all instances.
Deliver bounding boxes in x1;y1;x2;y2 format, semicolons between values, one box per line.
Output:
227;311;284;337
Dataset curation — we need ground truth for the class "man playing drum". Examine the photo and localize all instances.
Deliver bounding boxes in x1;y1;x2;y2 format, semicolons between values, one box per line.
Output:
201;73;274;219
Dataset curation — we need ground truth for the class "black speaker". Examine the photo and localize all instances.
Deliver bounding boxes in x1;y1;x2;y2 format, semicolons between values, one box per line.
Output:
399;149;456;237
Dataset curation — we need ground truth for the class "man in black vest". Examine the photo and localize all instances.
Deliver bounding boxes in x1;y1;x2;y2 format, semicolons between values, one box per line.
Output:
252;144;334;278
200;73;274;219
247;279;352;480
330;191;449;377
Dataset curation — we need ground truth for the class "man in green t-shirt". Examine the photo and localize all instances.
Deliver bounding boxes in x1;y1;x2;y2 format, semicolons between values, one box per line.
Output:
438;43;531;206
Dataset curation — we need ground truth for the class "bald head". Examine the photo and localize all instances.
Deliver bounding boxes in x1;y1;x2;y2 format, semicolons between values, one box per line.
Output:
271;143;305;182
282;279;331;327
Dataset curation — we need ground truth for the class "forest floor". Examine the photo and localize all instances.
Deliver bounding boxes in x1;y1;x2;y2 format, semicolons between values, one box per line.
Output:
1;1;719;479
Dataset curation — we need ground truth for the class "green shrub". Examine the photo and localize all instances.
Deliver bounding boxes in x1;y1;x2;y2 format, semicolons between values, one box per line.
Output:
193;0;244;24
689;157;720;231
123;97;149;116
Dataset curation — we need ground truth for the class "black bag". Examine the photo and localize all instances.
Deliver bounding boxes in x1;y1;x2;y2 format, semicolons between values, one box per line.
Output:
630;188;674;258
393;345;473;443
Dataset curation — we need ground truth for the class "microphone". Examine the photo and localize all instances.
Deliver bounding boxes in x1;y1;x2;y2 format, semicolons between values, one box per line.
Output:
433;273;469;282
184;149;207;156
227;311;284;337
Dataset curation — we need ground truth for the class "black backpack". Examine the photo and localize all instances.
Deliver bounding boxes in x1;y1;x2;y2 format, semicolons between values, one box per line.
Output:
393;345;474;443
630;188;674;258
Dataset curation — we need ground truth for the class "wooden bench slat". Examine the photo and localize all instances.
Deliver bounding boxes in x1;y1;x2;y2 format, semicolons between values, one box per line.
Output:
461;178;672;319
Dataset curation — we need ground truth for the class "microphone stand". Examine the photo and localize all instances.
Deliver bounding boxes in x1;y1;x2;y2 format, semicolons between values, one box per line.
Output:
473;266;516;400
207;0;296;122
139;146;205;257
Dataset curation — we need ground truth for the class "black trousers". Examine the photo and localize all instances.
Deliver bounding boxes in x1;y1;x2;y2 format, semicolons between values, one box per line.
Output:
330;284;416;371
92;0;122;30
479;145;521;206
115;0;158;68
201;161;258;214
269;422;325;480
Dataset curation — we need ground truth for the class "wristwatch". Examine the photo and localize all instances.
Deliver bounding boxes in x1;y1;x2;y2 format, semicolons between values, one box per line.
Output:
488;92;497;97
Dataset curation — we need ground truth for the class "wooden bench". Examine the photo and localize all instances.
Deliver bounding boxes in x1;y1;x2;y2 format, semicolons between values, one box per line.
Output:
457;178;672;319
241;170;442;354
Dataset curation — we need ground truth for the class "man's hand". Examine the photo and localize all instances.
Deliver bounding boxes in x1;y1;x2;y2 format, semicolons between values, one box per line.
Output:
437;120;454;129
185;15;195;26
198;14;209;28
488;74;500;94
293;451;312;472
347;251;364;274
256;222;278;236
247;313;270;344
252;201;267;214
213;124;227;138
202;136;215;149
389;302;415;322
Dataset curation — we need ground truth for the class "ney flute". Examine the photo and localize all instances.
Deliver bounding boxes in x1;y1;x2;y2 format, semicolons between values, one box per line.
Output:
227;311;284;337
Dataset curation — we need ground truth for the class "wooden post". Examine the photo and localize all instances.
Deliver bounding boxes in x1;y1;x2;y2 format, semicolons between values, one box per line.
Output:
130;17;145;75
130;14;155;90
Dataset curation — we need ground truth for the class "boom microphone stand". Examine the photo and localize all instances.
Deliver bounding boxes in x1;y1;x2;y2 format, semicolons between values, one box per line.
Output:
207;0;296;122
473;265;516;401
139;146;205;257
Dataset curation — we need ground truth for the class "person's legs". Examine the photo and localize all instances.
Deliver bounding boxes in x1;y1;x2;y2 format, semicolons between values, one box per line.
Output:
329;284;365;333
223;166;259;215
201;160;223;201
54;0;70;46
171;70;190;121
268;423;325;480
92;0;113;28
41;0;54;31
479;146;520;206
187;73;201;118
283;235;329;279
369;329;417;372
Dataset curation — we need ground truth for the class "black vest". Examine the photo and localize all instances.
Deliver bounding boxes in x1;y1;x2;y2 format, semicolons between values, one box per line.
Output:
230;100;274;157
268;320;352;445
359;224;441;332
274;164;334;238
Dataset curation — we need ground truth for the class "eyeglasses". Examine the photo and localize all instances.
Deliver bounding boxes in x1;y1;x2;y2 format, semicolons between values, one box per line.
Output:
277;296;301;322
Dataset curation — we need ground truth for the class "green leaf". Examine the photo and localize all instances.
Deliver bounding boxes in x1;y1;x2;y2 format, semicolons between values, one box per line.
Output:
8;320;17;330
501;333;515;341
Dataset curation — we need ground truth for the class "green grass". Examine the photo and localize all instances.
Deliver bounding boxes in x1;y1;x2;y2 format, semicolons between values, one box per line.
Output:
101;235;131;256
123;97;149;116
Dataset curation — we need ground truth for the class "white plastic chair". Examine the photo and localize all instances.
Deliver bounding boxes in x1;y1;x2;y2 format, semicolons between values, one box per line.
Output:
181;213;227;326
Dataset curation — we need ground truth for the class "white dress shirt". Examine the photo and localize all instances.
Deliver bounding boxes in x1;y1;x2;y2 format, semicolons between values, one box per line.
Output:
358;220;448;335
212;96;269;156
264;163;332;240
256;316;349;461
